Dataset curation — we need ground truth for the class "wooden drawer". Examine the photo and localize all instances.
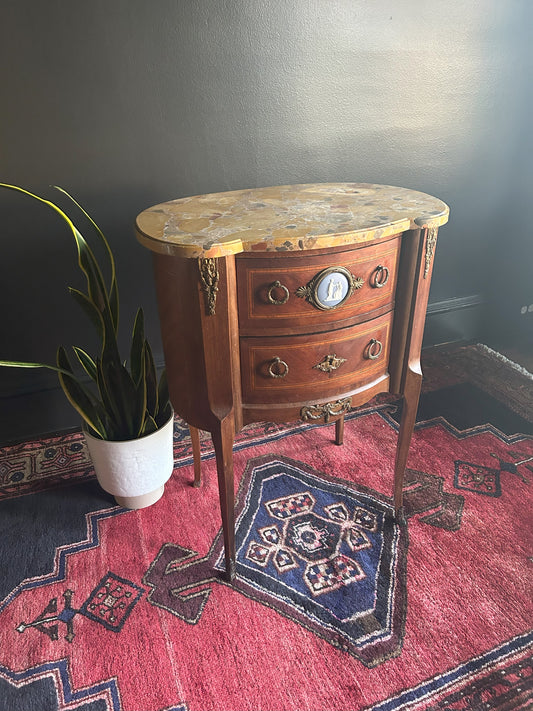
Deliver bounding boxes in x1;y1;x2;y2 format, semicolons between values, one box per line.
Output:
236;236;400;336
240;311;392;405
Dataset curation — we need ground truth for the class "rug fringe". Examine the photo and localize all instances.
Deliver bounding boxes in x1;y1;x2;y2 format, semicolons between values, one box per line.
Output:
475;343;533;380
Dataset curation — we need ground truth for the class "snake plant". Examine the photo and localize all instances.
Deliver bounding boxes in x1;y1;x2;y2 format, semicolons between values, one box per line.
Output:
0;183;172;441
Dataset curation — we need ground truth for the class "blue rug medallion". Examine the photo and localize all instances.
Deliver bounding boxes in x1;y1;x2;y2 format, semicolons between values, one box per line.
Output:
144;455;408;666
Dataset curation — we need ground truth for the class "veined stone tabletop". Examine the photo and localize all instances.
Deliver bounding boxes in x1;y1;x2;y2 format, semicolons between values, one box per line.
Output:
135;183;449;259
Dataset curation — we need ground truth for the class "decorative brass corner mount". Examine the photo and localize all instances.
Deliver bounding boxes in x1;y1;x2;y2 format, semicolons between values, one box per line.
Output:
300;397;352;423
424;226;438;278
198;257;219;315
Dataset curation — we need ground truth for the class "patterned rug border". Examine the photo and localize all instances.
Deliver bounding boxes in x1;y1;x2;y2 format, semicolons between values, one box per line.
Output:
0;399;398;501
366;631;533;710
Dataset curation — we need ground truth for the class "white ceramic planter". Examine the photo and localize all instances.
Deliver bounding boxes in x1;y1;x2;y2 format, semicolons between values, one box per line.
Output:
84;412;175;509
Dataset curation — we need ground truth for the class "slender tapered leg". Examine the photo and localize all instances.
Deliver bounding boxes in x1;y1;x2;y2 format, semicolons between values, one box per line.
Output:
335;414;345;445
189;425;202;487
211;417;236;582
393;367;422;521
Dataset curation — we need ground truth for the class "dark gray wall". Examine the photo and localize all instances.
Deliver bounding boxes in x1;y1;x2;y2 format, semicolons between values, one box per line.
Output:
1;0;532;437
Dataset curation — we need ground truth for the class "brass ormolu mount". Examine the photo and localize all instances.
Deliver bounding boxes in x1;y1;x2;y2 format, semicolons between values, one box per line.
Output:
198;258;219;315
300;397;352;423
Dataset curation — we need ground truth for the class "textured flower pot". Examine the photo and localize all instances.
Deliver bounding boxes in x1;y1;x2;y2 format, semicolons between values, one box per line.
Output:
84;412;175;509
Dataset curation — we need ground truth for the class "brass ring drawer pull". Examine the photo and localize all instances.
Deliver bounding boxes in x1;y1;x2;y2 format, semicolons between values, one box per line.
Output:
267;280;290;305
268;357;289;378
372;265;389;288
365;338;383;360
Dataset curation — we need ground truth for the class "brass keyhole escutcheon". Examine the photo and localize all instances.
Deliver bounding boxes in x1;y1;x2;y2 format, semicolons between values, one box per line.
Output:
268;356;289;378
372;265;389;288
267;280;290;305
313;353;347;373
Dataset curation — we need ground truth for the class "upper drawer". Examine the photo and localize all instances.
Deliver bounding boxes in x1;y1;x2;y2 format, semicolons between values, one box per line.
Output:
236;236;400;335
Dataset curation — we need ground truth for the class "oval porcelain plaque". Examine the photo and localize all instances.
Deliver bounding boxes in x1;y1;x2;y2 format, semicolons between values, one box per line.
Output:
296;266;363;310
316;270;351;309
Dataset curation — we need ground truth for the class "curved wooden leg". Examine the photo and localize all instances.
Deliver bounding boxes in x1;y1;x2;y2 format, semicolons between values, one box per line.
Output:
394;367;422;522
335;414;345;445
189;425;202;487
211;417;236;582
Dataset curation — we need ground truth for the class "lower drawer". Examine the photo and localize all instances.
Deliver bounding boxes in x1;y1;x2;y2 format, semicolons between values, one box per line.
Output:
240;311;392;405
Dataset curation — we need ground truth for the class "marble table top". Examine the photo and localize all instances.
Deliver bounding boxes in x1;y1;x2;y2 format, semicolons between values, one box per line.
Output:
135;183;449;258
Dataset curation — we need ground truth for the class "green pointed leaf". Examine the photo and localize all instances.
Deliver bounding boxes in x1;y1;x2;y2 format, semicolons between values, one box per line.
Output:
97;356;141;440
143;340;158;417
139;414;158;437
135;392;148;439
56;347;107;438
1;184;109;318
0;358;76;378
74;229;116;329
156;401;173;428
156;369;171;422
69;288;104;340
130;308;145;385
133;349;147;439
0;183;118;355
53;185;119;331
72;347;97;381
96;358;121;427
109;279;119;334
96;363;128;421
75;230;104;302
0;185;80;237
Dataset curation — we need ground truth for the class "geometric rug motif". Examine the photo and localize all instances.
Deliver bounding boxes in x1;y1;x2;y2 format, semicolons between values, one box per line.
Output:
79;572;144;632
14;571;144;643
403;468;465;530
454;460;502;497
144;454;409;667
490;449;533;482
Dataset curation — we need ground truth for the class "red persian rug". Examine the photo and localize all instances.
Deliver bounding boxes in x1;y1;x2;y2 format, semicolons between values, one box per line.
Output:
0;343;532;711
